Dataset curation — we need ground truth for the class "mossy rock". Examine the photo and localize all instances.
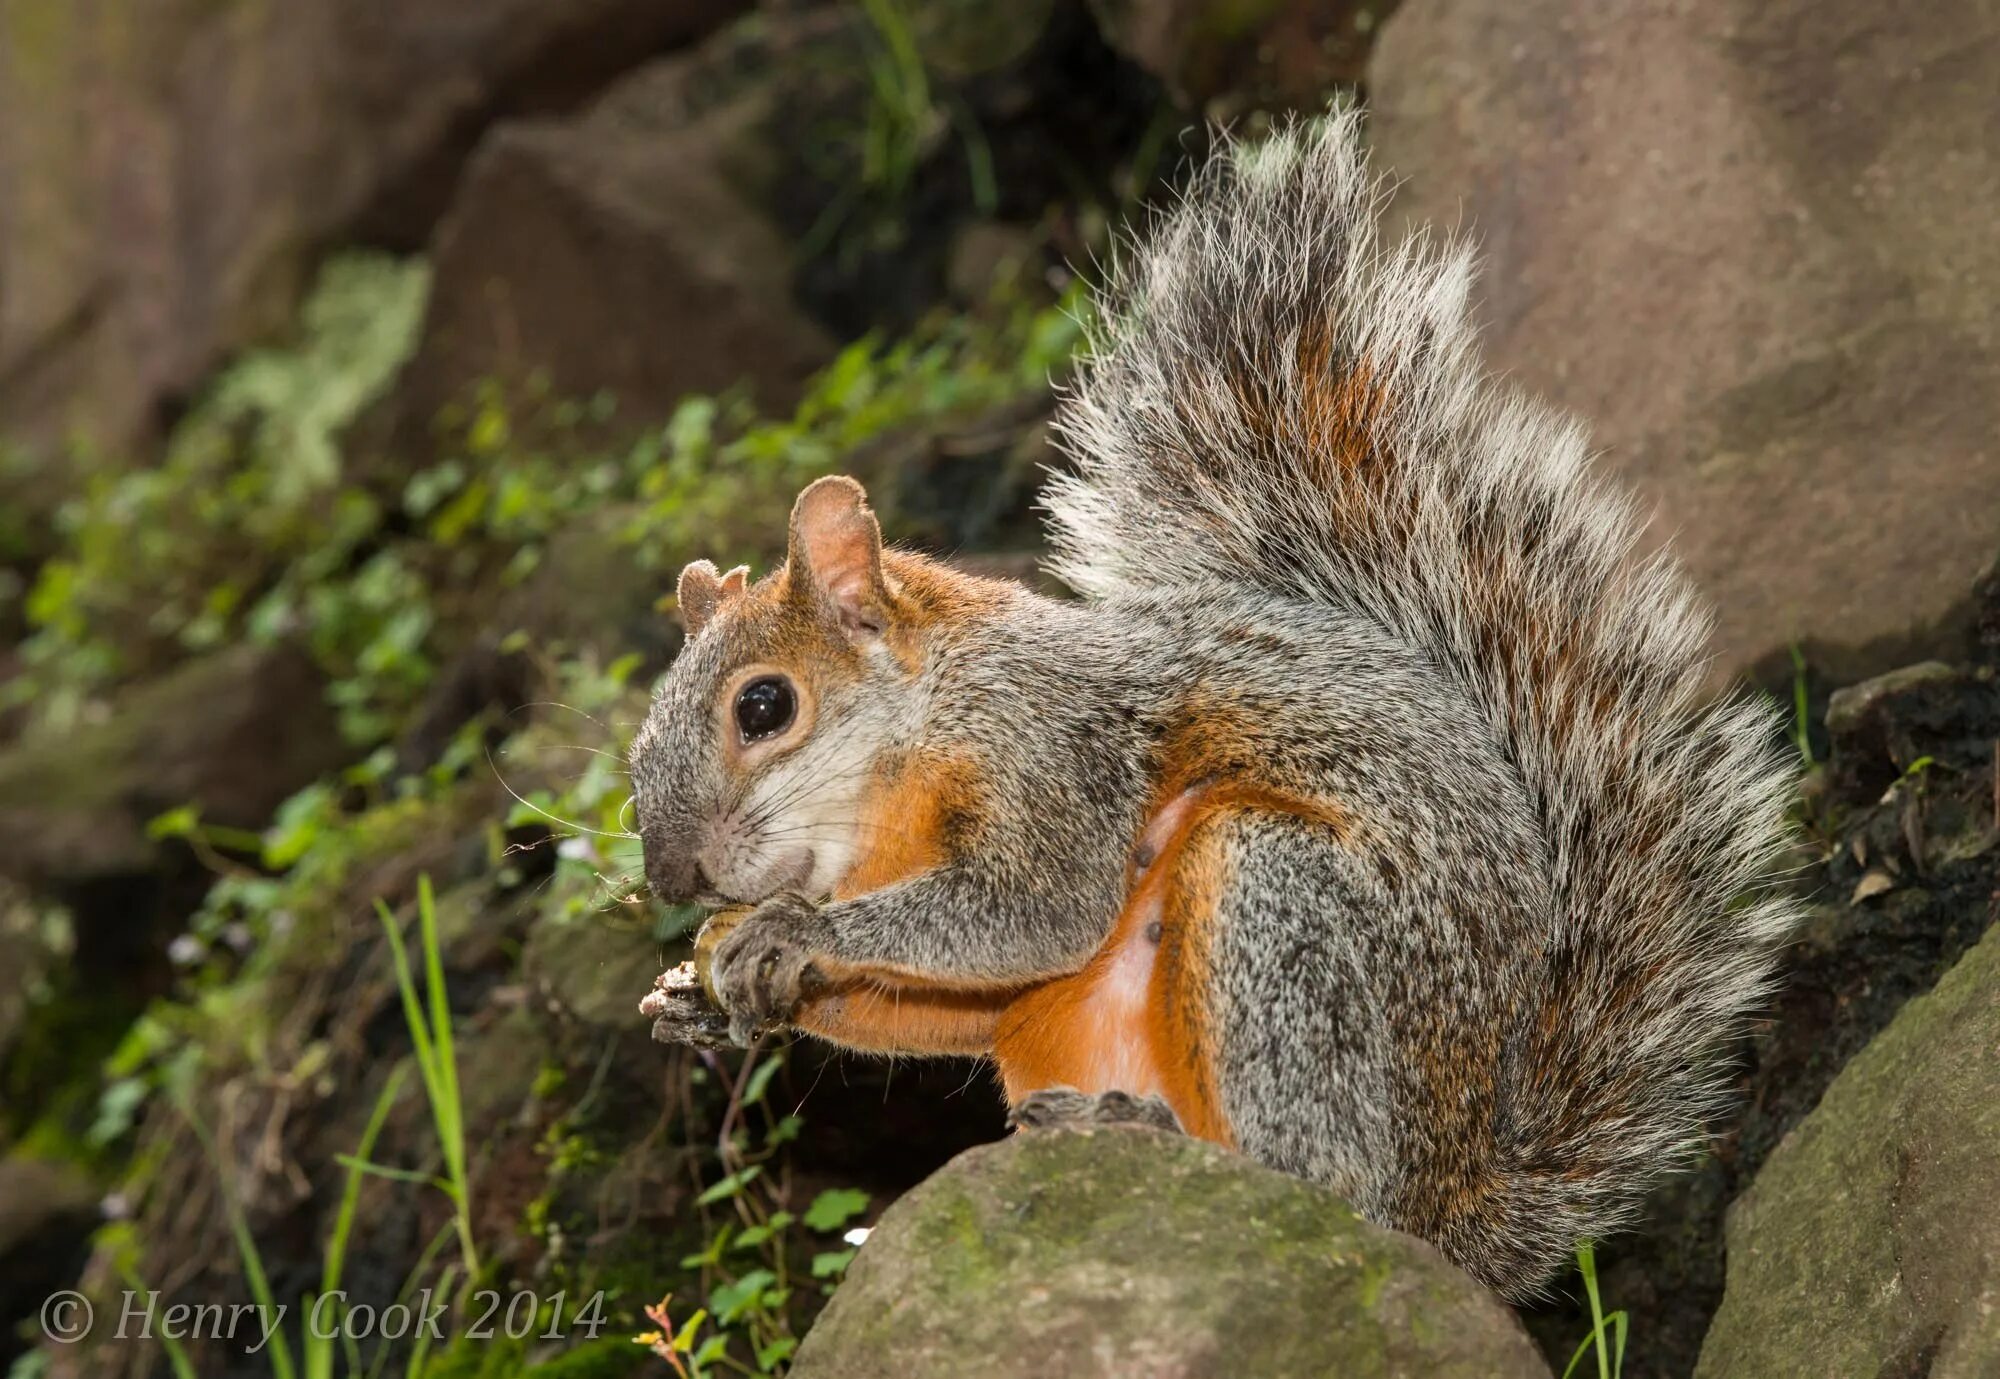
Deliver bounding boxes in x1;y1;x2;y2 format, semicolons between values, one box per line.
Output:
792;1127;1549;1378
0;642;346;892
1696;923;2000;1377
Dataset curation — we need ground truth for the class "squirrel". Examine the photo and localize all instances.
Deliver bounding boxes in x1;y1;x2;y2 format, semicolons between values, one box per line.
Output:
629;107;1801;1300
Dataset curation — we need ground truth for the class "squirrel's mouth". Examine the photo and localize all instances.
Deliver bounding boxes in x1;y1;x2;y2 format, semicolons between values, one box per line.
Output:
722;846;816;906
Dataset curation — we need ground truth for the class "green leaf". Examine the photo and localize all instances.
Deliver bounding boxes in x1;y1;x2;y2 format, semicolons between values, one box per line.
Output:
803;1187;870;1232
145;805;201;840
696;1165;763;1206
756;1337;798;1370
731;1211;793;1251
741;1054;783;1107
671;1307;708;1353
707;1269;777;1326
810;1248;856;1280
681;1224;732;1268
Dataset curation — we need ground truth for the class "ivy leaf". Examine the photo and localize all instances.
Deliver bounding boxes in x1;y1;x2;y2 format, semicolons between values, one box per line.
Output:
811;1248;857;1280
708;1269;777;1325
803;1188;870;1232
731;1211;794;1251
696;1165;763;1206
741;1054;783;1107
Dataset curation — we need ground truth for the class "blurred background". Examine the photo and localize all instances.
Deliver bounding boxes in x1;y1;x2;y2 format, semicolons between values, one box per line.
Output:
1;2;1995;1377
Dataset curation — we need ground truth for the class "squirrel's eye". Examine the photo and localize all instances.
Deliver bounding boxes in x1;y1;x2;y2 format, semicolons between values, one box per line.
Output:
734;676;796;742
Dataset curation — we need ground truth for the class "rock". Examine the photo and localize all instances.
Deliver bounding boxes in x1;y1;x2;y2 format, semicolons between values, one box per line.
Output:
1088;0;1388;116
0;642;346;897
528;912;661;1033
390;0;1152;436
1369;0;2000;684
1696;923;2000;1377
0;0;748;485
792;1129;1550;1378
0;1155;97;1368
1822;660;1997;802
1824;661;1962;740
389;82;836;436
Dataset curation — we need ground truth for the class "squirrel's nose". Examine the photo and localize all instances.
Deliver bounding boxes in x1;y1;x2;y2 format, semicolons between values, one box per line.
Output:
644;845;711;906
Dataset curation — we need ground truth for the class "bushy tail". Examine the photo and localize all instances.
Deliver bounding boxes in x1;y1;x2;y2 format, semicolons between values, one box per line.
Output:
1044;108;1801;1284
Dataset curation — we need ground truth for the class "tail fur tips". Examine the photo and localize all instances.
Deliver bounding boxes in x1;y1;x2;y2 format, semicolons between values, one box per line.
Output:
1045;108;1803;1272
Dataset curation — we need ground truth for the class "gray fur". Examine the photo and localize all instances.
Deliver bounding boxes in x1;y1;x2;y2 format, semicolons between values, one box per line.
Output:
1042;107;1802;1294
1206;812;1395;1220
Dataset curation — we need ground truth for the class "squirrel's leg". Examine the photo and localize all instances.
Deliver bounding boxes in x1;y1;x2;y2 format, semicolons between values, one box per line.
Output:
1198;808;1397;1218
995;782;1228;1141
706;861;1119;1046
998;787;1396;1219
790;980;1006;1056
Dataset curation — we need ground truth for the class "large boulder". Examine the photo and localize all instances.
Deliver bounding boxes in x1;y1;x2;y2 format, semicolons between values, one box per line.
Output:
387;87;835;439
0;0;746;477
1369;0;2000;683
793;1128;1550;1378
1696;921;2000;1377
0;642;346;898
388;0;1149;437
1089;0;1387;115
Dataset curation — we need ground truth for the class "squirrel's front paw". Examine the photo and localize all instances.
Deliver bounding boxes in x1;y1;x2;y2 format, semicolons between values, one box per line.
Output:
639;964;734;1050
707;893;831;1047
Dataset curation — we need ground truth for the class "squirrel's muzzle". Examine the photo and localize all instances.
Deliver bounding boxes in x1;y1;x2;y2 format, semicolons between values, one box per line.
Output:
643;840;712;906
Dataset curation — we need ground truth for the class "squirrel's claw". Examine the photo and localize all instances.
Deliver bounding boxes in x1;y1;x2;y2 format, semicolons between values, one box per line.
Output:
1009;1087;1184;1135
706;893;830;1047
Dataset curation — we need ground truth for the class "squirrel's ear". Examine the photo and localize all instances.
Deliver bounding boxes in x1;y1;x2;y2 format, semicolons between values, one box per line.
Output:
787;476;893;635
677;560;750;637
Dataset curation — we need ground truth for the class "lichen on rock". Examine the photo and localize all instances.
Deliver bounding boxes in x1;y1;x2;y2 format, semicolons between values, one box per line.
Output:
1696;923;2000;1378
793;1127;1551;1378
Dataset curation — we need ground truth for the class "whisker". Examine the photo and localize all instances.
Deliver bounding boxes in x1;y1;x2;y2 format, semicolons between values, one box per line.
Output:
486;746;640;839
511;700;615;732
539;743;634;767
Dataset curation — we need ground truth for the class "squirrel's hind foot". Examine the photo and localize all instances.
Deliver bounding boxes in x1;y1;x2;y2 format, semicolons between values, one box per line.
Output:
1008;1087;1183;1135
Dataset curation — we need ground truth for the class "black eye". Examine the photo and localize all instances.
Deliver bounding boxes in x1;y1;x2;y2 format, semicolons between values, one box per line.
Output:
734;676;796;742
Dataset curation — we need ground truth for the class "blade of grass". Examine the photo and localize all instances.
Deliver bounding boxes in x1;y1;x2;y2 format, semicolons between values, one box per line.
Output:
418;876;479;1282
400;1265;456;1379
332;1155;449;1190
365;1226;459;1379
1560;1242;1627;1379
179;1098;298;1379
308;1067;408;1379
120;1265;201;1379
375;880;480;1282
1789;643;1815;767
324;1068;407;1294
